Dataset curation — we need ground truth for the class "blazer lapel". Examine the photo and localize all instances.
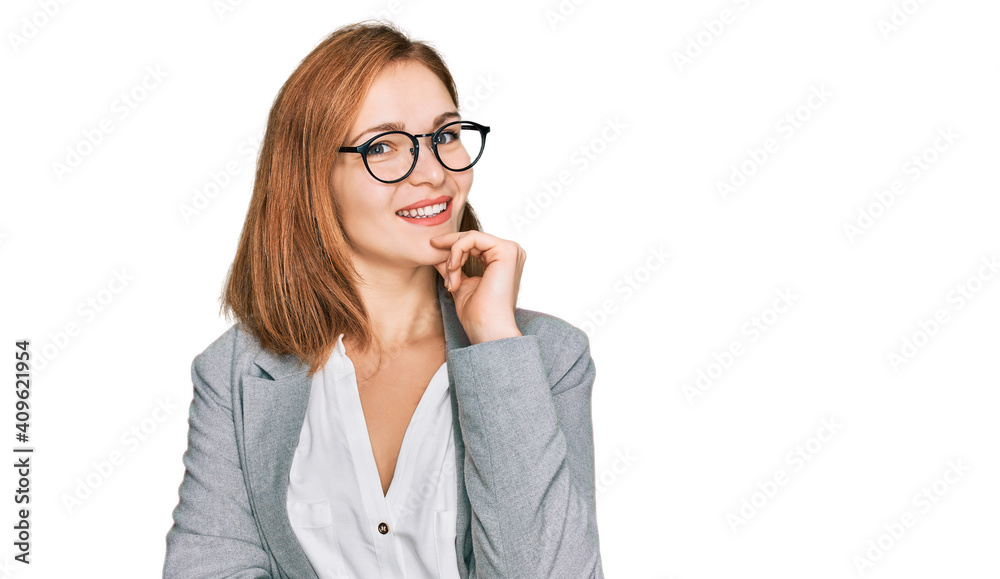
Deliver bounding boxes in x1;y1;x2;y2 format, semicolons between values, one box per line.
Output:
239;275;473;578
240;346;315;578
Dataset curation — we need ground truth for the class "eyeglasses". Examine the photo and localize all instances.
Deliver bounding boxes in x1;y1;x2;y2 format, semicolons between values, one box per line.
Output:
338;120;490;184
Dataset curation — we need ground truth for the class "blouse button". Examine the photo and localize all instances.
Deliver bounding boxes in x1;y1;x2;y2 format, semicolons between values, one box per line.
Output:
378;522;389;534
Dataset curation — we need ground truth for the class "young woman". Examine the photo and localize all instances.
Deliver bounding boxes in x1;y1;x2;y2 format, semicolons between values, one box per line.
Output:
163;20;605;579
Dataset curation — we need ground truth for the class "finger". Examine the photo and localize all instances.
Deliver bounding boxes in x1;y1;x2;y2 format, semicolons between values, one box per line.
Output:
449;262;467;293
428;231;469;270
447;232;519;291
433;254;468;292
433;261;449;285
447;231;510;270
429;231;463;245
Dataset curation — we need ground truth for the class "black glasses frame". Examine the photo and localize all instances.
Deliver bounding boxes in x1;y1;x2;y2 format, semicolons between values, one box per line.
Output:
338;120;491;184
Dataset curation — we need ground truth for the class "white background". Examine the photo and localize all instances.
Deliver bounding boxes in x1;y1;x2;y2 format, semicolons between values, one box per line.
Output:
2;0;999;577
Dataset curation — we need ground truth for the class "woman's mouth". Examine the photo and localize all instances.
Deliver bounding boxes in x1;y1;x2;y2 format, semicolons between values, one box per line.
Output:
395;199;452;226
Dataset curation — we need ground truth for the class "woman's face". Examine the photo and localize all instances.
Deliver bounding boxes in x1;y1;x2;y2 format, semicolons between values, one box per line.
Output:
331;60;472;272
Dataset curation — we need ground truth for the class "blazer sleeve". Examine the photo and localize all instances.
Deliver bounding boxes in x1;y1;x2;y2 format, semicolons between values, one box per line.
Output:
163;331;275;578
447;320;605;579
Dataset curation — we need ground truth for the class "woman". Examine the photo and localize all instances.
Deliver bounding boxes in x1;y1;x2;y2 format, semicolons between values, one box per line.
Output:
163;20;604;579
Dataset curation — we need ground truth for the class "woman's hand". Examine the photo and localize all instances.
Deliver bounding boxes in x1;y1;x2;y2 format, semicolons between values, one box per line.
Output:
429;231;525;345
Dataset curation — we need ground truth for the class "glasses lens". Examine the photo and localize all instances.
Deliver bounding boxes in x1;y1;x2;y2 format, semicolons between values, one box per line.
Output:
435;123;485;172
365;132;416;182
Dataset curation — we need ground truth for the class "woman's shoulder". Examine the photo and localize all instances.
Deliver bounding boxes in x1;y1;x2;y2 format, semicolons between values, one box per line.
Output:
190;309;592;385
193;322;260;365
188;323;270;397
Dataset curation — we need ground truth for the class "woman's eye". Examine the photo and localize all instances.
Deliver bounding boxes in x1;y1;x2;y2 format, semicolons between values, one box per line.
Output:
435;130;459;145
367;142;391;157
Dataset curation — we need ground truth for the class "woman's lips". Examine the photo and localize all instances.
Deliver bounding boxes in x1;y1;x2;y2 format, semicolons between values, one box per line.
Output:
395;198;452;226
395;195;452;212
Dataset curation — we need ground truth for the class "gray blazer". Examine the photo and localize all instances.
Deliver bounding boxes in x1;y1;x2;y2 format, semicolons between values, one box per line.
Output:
164;276;605;578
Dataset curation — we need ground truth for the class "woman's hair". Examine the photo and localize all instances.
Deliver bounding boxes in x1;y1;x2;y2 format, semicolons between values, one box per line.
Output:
220;19;485;376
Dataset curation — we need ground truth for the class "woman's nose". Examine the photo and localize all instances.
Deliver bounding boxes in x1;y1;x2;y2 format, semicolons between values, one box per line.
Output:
406;139;446;185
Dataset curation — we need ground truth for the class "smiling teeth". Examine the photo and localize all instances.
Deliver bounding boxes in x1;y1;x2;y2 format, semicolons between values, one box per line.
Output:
396;202;447;218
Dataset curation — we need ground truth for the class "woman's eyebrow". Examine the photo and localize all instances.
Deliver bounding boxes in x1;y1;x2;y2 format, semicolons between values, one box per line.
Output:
348;121;404;146
348;111;461;146
433;111;460;127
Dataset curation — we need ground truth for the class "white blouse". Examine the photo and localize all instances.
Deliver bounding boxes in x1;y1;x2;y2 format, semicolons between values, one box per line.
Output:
286;333;460;579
